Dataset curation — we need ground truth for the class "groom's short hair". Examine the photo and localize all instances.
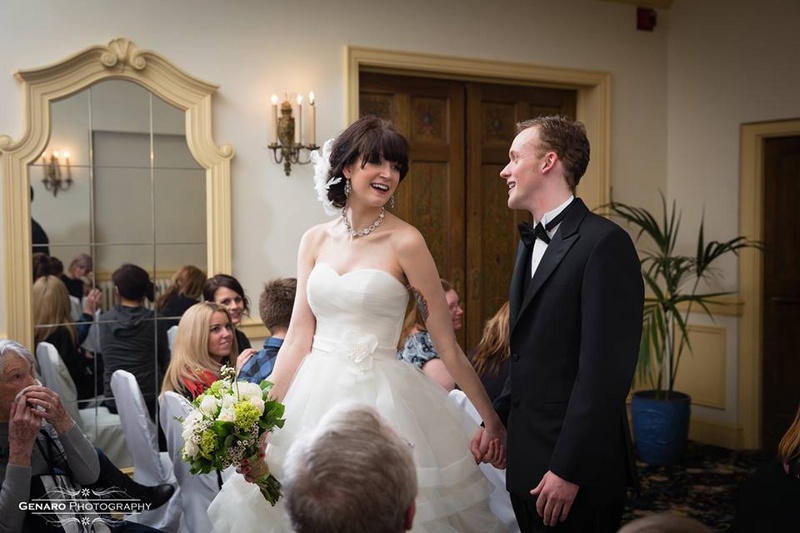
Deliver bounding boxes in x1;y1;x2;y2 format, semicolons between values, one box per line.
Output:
283;403;417;533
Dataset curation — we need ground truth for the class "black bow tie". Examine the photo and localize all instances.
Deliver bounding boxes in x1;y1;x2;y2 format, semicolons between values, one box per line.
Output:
518;205;570;248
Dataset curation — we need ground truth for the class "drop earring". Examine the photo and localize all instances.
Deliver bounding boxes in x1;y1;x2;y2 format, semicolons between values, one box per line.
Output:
344;180;351;198
389;195;396;209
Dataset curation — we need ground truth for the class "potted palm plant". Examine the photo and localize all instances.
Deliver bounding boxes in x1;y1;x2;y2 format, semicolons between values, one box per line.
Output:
604;194;761;465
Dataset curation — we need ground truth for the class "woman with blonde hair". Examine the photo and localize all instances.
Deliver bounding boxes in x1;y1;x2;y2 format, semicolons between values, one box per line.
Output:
469;301;511;402
32;275;97;399
161;302;239;400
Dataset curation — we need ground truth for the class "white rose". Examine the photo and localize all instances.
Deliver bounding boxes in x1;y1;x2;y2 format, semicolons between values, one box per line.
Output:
237;382;265;415
199;395;221;417
218;405;236;423
184;438;199;457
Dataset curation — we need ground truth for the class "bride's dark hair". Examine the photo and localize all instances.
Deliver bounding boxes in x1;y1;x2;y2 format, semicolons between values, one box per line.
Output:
327;116;409;209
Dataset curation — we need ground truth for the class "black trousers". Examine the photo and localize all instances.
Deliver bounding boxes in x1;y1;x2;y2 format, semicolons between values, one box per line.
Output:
510;491;624;533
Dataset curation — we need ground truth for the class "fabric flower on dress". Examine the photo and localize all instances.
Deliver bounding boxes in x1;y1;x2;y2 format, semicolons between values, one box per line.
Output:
341;330;379;376
311;139;342;216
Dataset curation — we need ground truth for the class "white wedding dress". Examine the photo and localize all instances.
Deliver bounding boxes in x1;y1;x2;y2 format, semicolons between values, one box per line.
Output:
208;263;503;532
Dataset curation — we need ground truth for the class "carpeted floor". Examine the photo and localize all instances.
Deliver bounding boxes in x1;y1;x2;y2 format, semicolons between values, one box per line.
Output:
621;441;771;532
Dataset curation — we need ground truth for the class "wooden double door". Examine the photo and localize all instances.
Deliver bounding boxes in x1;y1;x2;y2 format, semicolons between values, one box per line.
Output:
359;71;576;350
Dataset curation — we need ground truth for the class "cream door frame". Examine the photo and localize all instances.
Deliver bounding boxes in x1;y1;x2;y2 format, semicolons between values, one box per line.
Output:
0;38;234;348
738;118;800;448
344;46;611;211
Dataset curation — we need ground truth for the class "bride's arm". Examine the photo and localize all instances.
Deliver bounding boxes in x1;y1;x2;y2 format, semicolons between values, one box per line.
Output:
266;227;320;403
395;227;506;455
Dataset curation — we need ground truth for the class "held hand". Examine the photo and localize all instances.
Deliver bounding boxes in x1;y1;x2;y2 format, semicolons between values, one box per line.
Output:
469;427;485;463
19;385;74;434
237;432;270;483
8;397;42;465
236;349;258;371
531;470;579;527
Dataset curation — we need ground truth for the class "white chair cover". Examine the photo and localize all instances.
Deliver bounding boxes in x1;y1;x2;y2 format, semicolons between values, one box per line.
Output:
159;391;231;533
167;326;178;353
110;370;180;532
35;342;131;467
448;389;521;533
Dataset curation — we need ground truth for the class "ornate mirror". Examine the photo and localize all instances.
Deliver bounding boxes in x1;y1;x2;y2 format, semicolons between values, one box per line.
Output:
1;38;234;349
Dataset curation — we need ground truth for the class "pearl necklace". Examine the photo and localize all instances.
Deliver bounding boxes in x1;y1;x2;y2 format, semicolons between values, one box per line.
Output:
342;207;385;238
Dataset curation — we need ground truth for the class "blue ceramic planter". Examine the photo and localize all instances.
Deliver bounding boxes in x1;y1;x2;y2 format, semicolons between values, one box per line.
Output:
631;390;691;466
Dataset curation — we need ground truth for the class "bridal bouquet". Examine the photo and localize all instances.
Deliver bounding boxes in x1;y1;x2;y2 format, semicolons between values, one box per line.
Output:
180;366;285;505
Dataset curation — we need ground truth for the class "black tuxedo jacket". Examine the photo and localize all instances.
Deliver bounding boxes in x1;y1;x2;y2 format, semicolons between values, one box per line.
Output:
495;198;643;504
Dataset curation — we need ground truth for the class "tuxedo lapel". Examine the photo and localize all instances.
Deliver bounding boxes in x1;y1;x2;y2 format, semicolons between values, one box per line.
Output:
509;242;528;324
511;199;589;333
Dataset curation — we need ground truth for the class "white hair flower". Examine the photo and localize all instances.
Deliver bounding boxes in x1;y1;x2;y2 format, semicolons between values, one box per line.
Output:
311;139;341;216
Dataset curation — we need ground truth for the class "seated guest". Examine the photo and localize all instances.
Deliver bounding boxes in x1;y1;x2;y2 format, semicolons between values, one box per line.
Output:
61;252;93;300
0;340;172;533
32;275;97;399
283;403;417;533
238;277;297;383
203;274;254;354
397;278;462;391
468;301;511;403
155;265;207;326
729;402;800;532
161;302;238;400
99;264;167;420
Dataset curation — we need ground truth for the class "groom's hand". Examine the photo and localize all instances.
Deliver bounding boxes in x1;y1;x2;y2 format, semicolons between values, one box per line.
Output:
469;427;485;462
531;470;579;527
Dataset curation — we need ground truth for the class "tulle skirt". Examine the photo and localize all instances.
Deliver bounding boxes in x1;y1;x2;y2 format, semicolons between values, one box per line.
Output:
208;346;503;532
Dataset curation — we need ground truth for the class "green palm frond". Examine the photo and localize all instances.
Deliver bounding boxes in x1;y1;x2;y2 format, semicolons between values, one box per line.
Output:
600;193;762;396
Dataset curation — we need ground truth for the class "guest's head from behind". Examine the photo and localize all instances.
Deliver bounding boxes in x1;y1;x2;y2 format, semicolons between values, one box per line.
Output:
283;403;417;533
48;256;64;278
511;115;590;195
156;264;207;311
259;277;297;337
204;274;249;327
472;300;511;378
112;263;155;304
617;513;712;532
32;275;76;345
161;302;238;398
325;115;409;210
32;252;51;282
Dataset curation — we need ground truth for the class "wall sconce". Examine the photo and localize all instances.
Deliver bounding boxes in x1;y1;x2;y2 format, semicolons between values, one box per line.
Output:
268;92;318;176
41;150;73;196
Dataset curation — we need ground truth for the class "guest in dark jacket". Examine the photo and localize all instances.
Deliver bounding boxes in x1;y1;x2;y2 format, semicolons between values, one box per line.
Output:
729;403;800;532
99;264;167;420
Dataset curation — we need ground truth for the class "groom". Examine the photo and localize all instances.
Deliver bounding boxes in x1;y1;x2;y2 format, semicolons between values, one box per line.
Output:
493;116;643;532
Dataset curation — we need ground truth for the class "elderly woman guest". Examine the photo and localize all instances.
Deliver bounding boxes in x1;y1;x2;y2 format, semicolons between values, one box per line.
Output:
0;340;171;533
99;264;168;420
61;253;93;300
161;302;238;400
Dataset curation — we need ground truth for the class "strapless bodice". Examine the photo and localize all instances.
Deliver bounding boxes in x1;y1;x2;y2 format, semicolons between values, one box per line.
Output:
307;263;409;354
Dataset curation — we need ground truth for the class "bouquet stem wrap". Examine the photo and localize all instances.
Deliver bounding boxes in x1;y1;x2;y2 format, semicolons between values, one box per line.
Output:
247;452;282;505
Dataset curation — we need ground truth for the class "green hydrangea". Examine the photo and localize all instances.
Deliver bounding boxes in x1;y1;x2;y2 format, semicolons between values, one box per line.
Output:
199;428;219;459
234;401;260;429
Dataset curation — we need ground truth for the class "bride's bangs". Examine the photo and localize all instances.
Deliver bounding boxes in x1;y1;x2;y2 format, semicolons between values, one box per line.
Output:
359;129;409;179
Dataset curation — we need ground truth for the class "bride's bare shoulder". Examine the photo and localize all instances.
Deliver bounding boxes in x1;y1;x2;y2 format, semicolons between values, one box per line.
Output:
389;217;427;252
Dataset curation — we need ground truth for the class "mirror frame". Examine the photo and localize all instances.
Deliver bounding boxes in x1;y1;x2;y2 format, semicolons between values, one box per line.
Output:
0;37;233;348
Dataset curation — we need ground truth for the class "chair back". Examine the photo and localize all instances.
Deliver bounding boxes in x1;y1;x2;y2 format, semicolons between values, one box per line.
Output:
35;342;131;468
159;391;222;533
36;342;81;422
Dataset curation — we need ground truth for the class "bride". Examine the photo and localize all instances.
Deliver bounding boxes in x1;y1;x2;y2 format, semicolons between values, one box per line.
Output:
208;116;507;532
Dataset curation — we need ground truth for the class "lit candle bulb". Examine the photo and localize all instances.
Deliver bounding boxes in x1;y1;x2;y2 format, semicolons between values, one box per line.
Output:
270;94;278;145
296;94;303;145
308;91;316;146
